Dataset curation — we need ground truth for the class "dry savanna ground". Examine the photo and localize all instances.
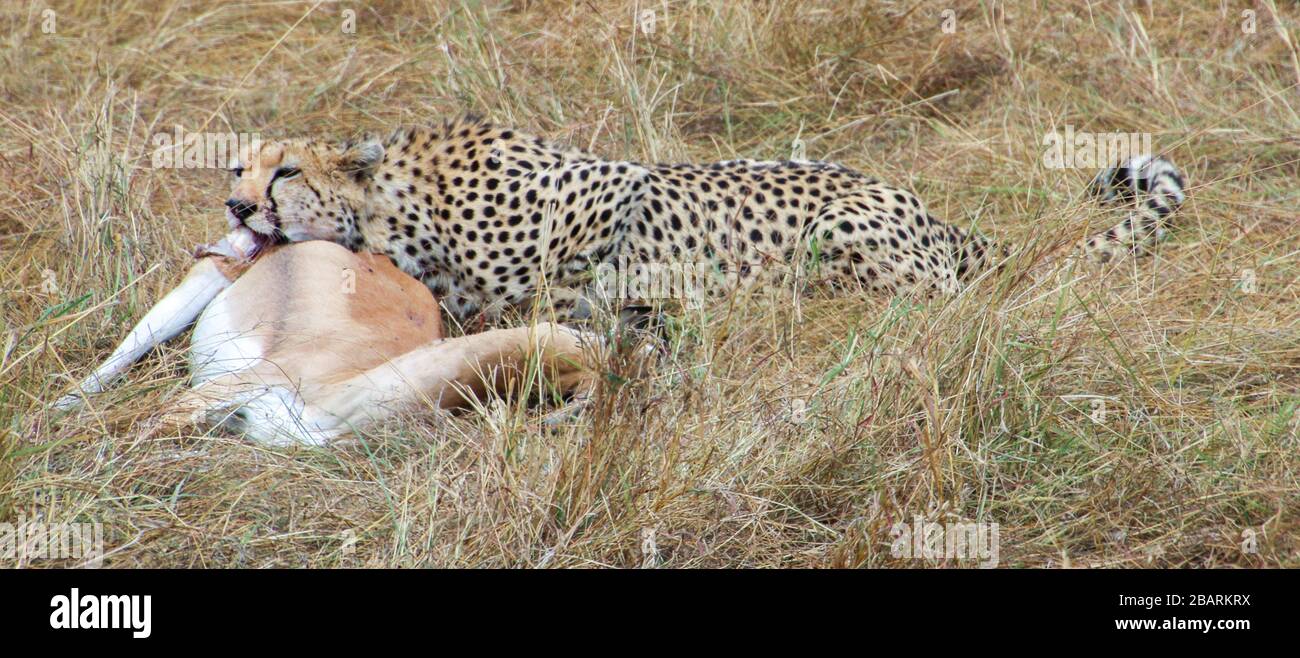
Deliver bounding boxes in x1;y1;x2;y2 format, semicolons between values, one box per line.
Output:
1;0;1298;568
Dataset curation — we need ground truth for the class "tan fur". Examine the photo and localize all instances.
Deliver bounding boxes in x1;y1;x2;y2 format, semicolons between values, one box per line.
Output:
213;241;443;386
66;238;597;446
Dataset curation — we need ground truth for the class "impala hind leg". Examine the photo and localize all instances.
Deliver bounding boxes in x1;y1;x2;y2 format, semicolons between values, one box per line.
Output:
142;374;341;447
137;379;248;440
304;323;602;438
156;324;601;447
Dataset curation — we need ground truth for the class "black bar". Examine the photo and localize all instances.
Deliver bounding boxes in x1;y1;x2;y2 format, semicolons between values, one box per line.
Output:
1;569;1288;647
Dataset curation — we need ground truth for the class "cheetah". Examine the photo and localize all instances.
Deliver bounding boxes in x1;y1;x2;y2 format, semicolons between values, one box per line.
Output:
224;116;1185;324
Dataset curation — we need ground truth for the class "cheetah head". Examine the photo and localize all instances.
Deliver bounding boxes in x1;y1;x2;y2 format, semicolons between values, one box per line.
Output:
225;138;384;256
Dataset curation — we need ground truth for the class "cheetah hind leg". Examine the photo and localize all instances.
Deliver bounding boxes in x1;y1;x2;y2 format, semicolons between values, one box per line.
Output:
545;278;671;354
801;198;962;297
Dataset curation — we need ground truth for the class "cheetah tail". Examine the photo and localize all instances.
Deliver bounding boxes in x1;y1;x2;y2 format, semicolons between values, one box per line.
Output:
1081;155;1187;263
945;155;1186;286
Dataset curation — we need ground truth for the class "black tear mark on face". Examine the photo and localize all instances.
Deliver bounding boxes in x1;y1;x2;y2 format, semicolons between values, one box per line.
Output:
264;167;303;226
264;181;280;222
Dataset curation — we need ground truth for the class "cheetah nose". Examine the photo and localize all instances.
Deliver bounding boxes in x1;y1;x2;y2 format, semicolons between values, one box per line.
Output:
225;198;258;221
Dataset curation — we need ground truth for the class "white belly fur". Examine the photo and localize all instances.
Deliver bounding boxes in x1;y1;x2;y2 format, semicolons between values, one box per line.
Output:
186;274;337;446
189;284;268;385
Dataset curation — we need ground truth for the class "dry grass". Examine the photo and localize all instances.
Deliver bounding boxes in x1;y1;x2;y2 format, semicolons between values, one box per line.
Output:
2;0;1299;568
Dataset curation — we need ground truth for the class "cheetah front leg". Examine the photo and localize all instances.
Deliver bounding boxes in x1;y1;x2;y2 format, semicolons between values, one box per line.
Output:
530;285;598;325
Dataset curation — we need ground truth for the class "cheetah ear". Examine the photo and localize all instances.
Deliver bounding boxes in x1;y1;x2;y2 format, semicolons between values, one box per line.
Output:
335;140;384;180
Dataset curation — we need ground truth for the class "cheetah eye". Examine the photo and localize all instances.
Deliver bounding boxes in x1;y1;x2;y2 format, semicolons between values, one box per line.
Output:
230;166;244;178
274;167;301;181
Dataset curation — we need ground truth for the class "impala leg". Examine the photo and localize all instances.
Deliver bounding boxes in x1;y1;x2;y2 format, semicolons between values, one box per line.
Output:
294;323;601;439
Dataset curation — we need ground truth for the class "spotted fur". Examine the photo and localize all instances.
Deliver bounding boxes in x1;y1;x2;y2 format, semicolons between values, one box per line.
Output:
1085;155;1187;262
225;117;1186;322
